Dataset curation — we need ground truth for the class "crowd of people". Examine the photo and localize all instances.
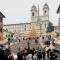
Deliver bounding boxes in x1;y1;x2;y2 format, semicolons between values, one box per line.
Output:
17;47;58;60
0;45;59;60
0;46;14;60
18;35;55;46
0;35;59;60
16;34;59;60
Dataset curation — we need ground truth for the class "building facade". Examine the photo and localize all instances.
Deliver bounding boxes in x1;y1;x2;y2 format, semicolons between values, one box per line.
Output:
0;12;5;40
57;4;60;34
3;3;50;38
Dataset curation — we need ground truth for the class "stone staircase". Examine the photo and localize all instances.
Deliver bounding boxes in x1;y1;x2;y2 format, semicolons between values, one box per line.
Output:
10;40;40;54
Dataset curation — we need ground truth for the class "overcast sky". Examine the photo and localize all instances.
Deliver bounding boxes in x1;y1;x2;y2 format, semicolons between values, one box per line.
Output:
0;0;60;26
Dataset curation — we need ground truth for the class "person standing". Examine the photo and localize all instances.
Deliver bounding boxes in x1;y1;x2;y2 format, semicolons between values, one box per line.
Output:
37;50;42;60
42;49;46;60
49;51;56;60
33;51;37;60
26;50;33;60
26;53;32;60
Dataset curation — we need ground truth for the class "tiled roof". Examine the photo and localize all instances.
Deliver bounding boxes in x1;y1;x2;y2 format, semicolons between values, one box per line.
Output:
0;12;5;18
57;5;60;13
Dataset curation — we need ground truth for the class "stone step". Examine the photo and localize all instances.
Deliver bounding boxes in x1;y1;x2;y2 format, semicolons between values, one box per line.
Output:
10;40;40;53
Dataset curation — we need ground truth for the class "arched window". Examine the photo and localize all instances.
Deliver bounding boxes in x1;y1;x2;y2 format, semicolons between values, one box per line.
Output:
32;12;34;16
45;10;47;13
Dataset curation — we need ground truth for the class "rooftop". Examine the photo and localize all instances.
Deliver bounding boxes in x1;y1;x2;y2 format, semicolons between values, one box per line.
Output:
0;12;5;18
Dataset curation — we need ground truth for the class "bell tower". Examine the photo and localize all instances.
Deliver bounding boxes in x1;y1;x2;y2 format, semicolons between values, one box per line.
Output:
43;3;49;16
31;5;37;23
31;5;37;17
30;5;37;36
0;12;5;40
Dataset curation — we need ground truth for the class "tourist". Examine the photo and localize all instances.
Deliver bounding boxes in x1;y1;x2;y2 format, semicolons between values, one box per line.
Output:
42;49;46;60
0;48;9;60
37;50;42;60
26;50;33;60
33;51;37;60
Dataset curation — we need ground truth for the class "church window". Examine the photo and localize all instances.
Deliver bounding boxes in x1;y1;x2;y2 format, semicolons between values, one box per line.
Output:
45;10;47;13
32;12;34;16
30;26;31;29
24;25;26;31
25;25;26;27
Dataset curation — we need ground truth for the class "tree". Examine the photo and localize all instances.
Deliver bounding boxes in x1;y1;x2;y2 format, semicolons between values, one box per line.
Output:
46;22;54;33
30;25;37;36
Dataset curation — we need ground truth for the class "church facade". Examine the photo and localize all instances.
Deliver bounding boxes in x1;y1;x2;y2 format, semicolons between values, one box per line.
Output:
3;3;50;37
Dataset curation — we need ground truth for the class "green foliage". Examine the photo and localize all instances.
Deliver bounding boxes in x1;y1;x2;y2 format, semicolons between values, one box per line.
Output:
46;22;54;33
